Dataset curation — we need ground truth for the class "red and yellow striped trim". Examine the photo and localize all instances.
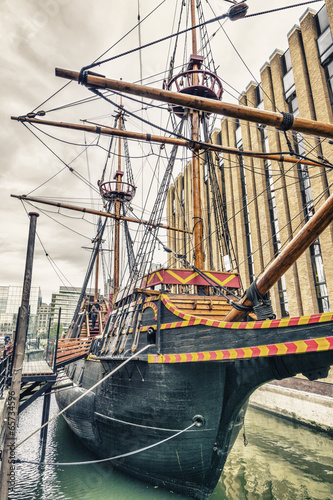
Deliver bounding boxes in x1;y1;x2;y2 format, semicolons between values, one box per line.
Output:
146;269;241;288
148;336;333;364
142;302;158;321
161;295;333;330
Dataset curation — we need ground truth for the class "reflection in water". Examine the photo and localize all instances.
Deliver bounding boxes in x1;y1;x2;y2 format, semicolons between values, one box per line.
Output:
9;397;333;500
213;408;333;500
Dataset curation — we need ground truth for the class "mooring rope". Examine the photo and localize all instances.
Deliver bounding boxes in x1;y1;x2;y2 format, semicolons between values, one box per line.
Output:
14;344;152;450
16;422;197;466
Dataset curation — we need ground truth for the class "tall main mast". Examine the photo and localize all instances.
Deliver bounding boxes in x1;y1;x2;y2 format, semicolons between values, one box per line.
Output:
113;106;123;296
190;0;204;269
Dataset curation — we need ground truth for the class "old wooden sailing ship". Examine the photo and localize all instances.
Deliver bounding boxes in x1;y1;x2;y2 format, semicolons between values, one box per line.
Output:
11;1;333;498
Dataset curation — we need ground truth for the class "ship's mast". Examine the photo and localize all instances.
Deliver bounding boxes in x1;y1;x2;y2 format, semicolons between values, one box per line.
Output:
113;104;123;297
94;233;100;302
190;0;204;269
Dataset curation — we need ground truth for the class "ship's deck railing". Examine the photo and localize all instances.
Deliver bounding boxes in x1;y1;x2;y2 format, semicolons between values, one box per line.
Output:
55;338;93;368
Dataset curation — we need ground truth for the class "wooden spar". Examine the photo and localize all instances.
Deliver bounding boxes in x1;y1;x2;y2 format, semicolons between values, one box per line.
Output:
224;191;333;322
11;116;328;169
10;195;192;234
94;246;100;302
190;0;204;270
113;107;123;296
11;115;185;148
191;0;198;55
55;67;333;139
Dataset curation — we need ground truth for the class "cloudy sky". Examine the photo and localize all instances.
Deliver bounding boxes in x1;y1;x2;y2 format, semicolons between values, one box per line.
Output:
0;0;325;303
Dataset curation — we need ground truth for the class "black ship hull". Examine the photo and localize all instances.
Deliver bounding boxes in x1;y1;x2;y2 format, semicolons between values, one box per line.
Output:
56;295;333;499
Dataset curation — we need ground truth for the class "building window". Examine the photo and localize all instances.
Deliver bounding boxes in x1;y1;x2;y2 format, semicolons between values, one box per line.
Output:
282;49;296;101
288;118;330;312
316;5;333;109
324;59;333;105
235;121;255;283
258;116;289;317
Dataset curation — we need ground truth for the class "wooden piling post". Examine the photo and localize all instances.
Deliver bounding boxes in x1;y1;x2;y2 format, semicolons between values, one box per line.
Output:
0;212;39;500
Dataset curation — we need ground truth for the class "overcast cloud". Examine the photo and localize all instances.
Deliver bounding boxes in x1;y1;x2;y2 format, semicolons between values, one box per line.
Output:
0;0;324;303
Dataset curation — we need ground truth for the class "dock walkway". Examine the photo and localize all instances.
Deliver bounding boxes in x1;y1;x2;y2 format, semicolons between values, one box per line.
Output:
22;360;54;376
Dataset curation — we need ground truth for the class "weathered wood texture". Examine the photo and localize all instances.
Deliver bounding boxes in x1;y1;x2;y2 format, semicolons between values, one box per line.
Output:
55;68;333;139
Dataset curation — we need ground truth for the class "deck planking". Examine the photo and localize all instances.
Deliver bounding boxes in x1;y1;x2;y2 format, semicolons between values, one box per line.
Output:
22;360;54;376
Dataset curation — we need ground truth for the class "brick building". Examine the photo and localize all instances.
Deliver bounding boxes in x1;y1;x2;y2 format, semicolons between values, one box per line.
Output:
167;1;333;320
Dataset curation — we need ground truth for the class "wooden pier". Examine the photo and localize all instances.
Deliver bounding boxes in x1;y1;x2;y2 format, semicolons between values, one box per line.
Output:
0;337;94;449
22;360;55;377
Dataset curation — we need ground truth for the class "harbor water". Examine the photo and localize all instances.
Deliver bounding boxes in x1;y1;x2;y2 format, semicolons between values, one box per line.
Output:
8;395;333;500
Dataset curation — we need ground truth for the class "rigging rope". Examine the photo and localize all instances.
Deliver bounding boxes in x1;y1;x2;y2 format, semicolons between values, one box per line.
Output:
14;344;152;450
16;422;197;466
246;1;325;19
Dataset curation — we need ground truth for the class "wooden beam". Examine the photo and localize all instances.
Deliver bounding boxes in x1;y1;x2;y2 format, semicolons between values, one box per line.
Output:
12;115;328;169
11;195;192;234
55;68;333;139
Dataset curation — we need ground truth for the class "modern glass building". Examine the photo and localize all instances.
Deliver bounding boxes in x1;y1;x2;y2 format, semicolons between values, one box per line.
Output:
0;285;42;337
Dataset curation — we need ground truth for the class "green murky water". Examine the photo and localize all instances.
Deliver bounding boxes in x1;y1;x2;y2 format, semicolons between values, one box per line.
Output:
8;396;333;500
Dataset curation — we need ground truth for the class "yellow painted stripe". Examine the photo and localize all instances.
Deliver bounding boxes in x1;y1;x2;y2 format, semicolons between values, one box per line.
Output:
147;273;156;285
278;318;290;327
204;272;236;287
318;312;333;323
315;337;331;351
297;315;311;326
259;345;270;357
260;320;273;329
295;340;308;354
275;343;288;355
242;347;253;358
166;270;197;284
